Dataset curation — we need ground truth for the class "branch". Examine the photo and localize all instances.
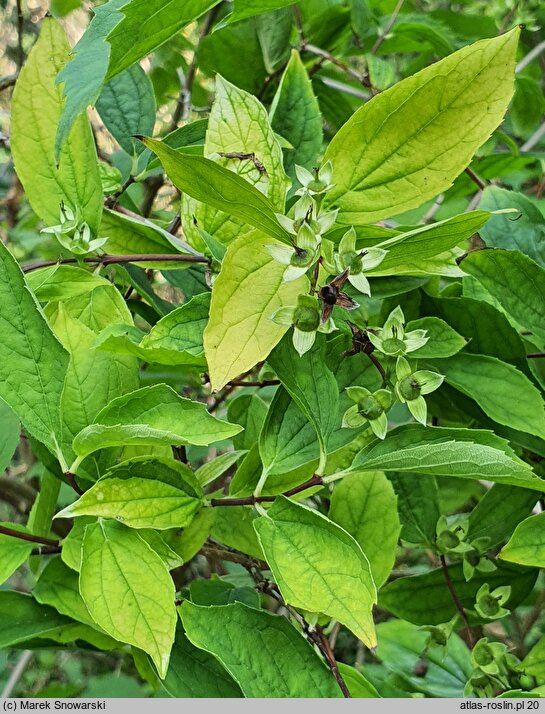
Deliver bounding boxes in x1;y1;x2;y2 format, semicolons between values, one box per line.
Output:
440;554;475;648
527;352;545;359
200;542;269;571
22;253;208;274
465;167;487;190
0;73;18;92
30;545;62;556
371;0;406;54
313;625;352;698
522;121;545;153
16;0;24;69
516;39;545;74
209;475;324;507
0;525;59;547
301;42;371;89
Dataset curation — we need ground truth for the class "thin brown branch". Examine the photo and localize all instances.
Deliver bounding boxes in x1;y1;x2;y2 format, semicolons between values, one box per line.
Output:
0;73;18;92
16;0;24;69
0;525;59;547
30;545;62;556
227;379;280;388
527;352;545;359
209;475;324;507
301;42;371;88
440;554;475;648
208;383;237;413
22;253;207;274
367;352;387;384
314;625;352;698
104;175;136;208
200;543;269;571
371;0;406;54
465;167;487;190
64;471;83;496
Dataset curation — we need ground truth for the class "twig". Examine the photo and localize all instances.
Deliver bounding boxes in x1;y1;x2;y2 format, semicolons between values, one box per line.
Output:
527;352;545;359
16;0;24;69
22;253;207;274
465;167;487;190
371;0;406;54
64;471;83;496
30;545;62;556
319;77;370;100
314;625;352;698
522;121;545;153
0;525;59;547
301;42;371;88
209;475;324;507
516;40;545;74
208;383;237;413
104;175;136;208
521;587;545;637
200;543;269;572
367;352;387;384
0;73;18;92
440;554;475;648
227;379;280;388
1;650;33;698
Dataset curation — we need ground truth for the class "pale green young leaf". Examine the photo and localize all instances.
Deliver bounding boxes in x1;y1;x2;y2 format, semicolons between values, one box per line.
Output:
329;471;400;588
195;450;247;487
500;513;545;568
56;457;202;529
204;231;306;390
0;523;34;586
405;317;466;358
462;248;545;345
96;64;156;156
519;637;545;681
80;520;176;676
99;209;185;257
0;242;68;452
11;17;102;233
324;29;519;224
438;353;545;438
182;76;289;249
180;601;342;697
254;496;377;647
270;50;323;185
137;529;184;571
27;266;111;303
34;557;99;628
61;517;95;572
47;284;134;334
142;292;210;354
353;425;542;490
72;384;242;461
142;139;289;244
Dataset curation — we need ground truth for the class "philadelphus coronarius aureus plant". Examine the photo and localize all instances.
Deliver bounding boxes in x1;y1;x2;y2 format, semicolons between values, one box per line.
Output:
368;305;428;357
342;386;393;439
41;202;108;256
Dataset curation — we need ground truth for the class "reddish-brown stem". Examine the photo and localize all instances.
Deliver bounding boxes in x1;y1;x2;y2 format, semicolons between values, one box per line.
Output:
31;545;62;556
65;472;83;496
209;475;324;507
527;352;545;359
464;167;487;190
313;625;352;698
0;525;59;547
440;554;475;648
22;253;208;274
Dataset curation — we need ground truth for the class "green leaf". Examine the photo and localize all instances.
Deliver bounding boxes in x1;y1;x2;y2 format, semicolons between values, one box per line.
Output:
99;208;184;257
329;471;400;588
519;636;545;682
182;76;289;249
353;425;542;490
0;401;20;473
369;212;490;275
0;523;34;585
379;562;537;625
462;249;545;345
164;509;215;562
195;450;247;487
162;624;242;697
511;77;545;138
270;50;323;186
500;512;545;567
211;504;264;560
96;64;156;156
375;619;471;698
141;138;289;244
27;266;111;303
268;334;339;473
80;520;176;676
0;591;73;648
478;187;545;268
437;353;545;437
388;473;440;548
254;496;377;647
337;664;380;698
72;384;242;463
34;557;99;628
61;517;93;572
468;485;538;549
56;457;202;529
0;242;68;453
180;601;342;697
406;317;466;358
228;393;268;451
231;0;296;22
11;17;102;233
204;231;307;391
324;29;519;224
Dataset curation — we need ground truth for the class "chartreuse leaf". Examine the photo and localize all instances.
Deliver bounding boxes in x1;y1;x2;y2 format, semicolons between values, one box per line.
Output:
182;76;289;249
379;562;537;625
11;18;102;233
56;457;202;529
0;523;34;585
141;139;289;244
27;266;111;303
500;512;545;567
71;384;242;464
352;425;543;490
270;50;323;186
96;64;155;157
324;29;519;224
0;401;19;473
180;601;342;697
462;249;545;345
80;520;176;677
0;591;72;648
204;231;306;391
437;353;545;438
0;242;68;453
254;497;377;648
329;472;400;588
406;317;466;358
162;624;242;698
61;517;94;572
268;335;338;474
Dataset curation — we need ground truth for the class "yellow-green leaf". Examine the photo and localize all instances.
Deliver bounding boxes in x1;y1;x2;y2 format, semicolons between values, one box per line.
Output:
500;512;545;568
204;231;306;391
324;28;519;224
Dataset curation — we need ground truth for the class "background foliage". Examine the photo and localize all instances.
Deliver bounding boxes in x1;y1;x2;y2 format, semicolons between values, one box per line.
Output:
1;0;545;700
